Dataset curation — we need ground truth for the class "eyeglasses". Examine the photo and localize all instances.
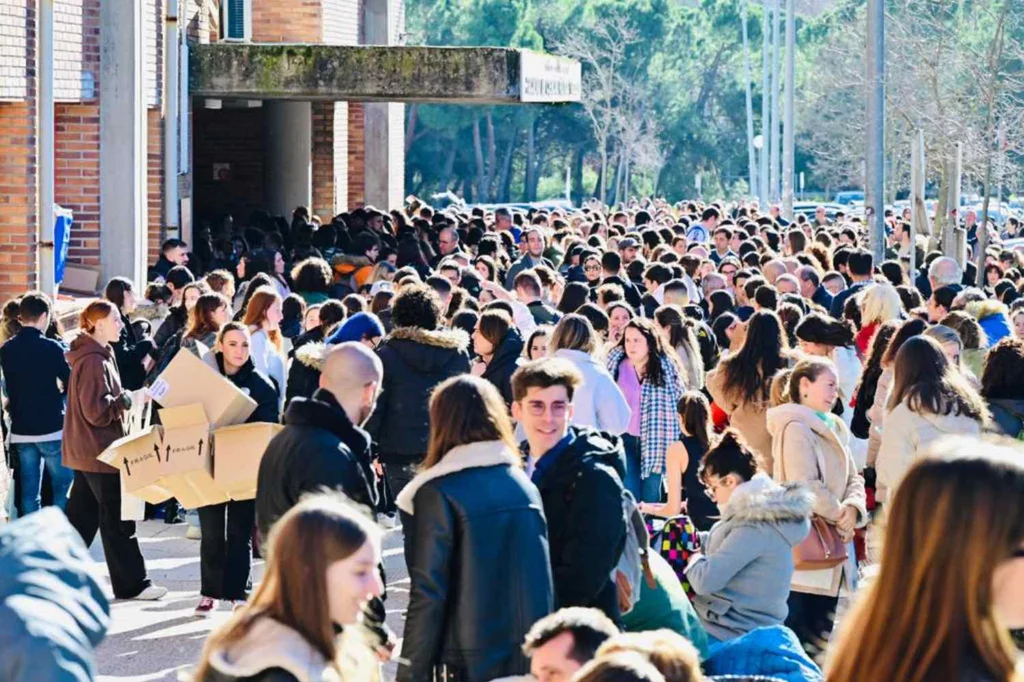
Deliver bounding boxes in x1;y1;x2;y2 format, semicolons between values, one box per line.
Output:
702;478;728;497
584;265;601;272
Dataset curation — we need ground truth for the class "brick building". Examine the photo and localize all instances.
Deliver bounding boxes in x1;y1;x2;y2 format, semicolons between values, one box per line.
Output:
0;0;405;299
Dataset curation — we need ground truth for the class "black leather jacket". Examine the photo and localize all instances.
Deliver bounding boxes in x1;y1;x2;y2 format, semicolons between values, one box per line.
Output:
397;445;553;682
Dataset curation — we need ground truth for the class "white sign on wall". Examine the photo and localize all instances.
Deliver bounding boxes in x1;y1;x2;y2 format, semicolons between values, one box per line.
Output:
520;51;582;103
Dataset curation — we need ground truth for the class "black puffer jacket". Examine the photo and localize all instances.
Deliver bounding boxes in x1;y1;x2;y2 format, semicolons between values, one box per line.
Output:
396;441;553;682
256;388;375;540
364;326;471;465
284;342;324;408
212;353;280;425
532;427;628;623
288;325;325;358
111;312;154;390
481;327;525;406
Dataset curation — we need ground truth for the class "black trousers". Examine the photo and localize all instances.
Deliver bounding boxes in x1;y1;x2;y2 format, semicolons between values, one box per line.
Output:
66;470;151;599
383;460;419;499
785;591;838;661
197;500;255;600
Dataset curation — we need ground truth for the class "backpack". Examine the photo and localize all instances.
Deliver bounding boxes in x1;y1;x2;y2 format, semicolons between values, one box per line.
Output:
645;514;702;598
614;489;657;615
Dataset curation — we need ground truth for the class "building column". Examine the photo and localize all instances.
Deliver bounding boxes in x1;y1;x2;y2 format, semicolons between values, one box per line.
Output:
100;0;147;287
263;100;312;218
361;0;404;209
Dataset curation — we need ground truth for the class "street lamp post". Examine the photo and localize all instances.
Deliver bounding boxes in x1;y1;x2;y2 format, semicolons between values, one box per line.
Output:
781;0;796;220
865;0;886;263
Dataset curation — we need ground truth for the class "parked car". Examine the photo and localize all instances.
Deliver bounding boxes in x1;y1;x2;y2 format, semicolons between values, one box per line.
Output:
834;190;864;206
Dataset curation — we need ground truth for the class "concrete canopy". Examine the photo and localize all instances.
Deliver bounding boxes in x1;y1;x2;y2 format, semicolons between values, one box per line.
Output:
189;44;581;105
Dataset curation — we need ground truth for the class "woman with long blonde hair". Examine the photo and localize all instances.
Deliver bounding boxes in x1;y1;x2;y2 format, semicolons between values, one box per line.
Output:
827;438;1024;682
193;494;384;681
242;285;286;414
395;375;553;682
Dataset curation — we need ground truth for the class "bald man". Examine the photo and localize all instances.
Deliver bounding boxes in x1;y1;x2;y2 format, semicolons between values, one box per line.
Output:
257;342;393;653
256;341;383;542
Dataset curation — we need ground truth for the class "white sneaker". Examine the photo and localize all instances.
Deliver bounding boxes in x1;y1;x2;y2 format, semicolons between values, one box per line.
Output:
133;585;168;601
186;525;202;540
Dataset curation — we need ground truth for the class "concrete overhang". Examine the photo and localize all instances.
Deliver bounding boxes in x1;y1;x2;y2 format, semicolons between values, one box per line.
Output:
189;44;582;105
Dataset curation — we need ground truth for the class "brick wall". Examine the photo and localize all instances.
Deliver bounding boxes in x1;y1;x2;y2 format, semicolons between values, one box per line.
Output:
252;0;320;42
347;102;364;207
148;108;164;263
0;101;35;296
322;0;358;44
0;0;29;101
192;105;265;222
0;1;33;298
312;101;348;218
55;103;100;266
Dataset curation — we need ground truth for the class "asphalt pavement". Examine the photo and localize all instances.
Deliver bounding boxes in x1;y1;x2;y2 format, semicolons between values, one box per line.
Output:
92;519;409;682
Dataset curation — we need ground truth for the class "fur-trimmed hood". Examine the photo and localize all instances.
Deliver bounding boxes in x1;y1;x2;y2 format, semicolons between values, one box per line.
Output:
720;473;813;545
395;440;519;514
964;298;1008;321
131;301;169;322
205;615;342;682
330;253;371;272
295;341;326;371
388;325;470;351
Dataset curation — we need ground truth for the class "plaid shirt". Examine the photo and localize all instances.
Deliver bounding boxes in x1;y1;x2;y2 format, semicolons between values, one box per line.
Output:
607;348;684;478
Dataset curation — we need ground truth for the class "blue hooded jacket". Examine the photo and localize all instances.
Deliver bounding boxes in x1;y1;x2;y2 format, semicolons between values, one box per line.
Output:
0;508;110;682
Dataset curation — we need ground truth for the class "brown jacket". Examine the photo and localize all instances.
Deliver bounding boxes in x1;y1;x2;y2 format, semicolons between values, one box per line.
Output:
706;366;774;472
63;333;129;474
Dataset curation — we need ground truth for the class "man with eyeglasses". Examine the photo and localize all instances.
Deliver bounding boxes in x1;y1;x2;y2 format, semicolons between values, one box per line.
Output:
511;359;628;624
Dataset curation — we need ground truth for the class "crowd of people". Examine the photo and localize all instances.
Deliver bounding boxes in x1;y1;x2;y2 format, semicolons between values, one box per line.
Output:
0;196;1023;682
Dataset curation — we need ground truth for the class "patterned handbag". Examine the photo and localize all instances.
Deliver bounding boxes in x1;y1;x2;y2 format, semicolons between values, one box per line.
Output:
645;514;702;599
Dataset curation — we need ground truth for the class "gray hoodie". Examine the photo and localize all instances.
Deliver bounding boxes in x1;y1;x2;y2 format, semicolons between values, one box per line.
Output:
685;473;812;641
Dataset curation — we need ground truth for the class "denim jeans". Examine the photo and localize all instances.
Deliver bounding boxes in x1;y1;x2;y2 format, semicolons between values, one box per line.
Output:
640;473;664;504
13;440;72;515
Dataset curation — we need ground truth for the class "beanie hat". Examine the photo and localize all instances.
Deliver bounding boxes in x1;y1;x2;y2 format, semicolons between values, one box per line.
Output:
326;312;385;345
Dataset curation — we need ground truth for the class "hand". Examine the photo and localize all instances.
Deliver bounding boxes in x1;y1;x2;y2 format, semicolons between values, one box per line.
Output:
371;459;383;477
471;361;487;377
375;640;395;663
835;505;859;533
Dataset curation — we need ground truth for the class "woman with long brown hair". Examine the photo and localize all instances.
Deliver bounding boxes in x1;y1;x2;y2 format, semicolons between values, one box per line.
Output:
181;292;231;356
653;304;705;390
193;322;279;618
606;317;685;502
706;310;790;472
242;286;286;414
865;317;927;471
64;301;165;600
827;439;1024;682
877;336;989;498
193;494;384;681
395;375;553;682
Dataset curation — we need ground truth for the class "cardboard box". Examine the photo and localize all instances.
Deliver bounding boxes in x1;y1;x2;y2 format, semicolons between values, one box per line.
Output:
99;351;265;508
148;349;257;428
213;422;285;500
